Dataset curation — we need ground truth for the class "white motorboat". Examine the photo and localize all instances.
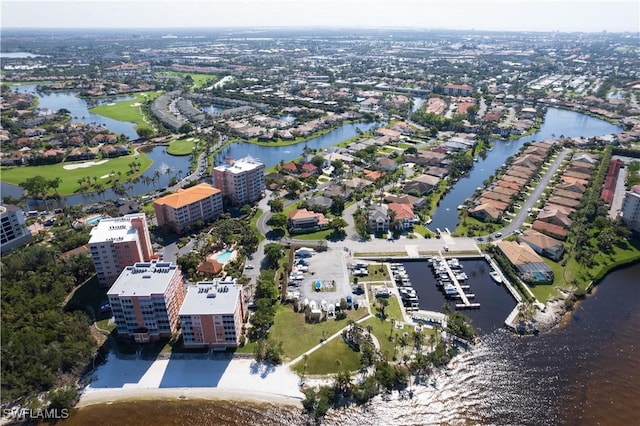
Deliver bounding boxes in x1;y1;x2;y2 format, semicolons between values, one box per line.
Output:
490;271;503;284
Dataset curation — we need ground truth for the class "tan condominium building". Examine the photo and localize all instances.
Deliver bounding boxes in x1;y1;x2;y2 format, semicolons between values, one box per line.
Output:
179;278;246;349
213;157;265;206
107;260;185;343
154;183;223;234
89;213;153;287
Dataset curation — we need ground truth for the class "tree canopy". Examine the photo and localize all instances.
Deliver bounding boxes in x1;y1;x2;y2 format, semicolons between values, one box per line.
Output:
1;245;97;402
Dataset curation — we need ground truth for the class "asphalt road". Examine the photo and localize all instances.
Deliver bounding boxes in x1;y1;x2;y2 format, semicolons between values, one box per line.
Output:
493;147;572;239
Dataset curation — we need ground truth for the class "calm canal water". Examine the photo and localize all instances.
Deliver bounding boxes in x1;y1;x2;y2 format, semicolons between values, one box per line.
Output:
64;262;639;425
429;107;622;232
12;84;139;140
403;258;517;333
215;121;381;170
3;84;381;205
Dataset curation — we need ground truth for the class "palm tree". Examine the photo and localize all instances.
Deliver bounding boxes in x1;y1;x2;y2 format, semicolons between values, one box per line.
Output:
412;331;424;354
398;334;409;360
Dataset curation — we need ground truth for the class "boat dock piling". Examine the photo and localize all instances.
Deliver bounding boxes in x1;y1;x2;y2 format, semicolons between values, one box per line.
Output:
438;254;479;309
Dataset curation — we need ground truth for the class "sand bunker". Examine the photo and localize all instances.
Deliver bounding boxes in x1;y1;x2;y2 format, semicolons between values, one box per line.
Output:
131;102;142;107
63;159;109;170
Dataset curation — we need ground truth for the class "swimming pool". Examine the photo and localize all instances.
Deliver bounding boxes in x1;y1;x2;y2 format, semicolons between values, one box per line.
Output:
215;249;234;264
86;215;105;225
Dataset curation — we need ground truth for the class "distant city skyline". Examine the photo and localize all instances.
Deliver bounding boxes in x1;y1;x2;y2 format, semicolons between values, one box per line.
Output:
2;0;639;33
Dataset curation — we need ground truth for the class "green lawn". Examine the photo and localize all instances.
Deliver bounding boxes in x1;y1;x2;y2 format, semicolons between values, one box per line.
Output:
90;91;162;133
1;153;152;196
361;316;408;361
528;237;640;303
372;293;404;321
350;264;390;282
167;137;197;156
413;224;435;237
291;336;361;375
292;229;333;240
250;209;266;242
452;216;502;237
156;72;217;89
267;304;367;362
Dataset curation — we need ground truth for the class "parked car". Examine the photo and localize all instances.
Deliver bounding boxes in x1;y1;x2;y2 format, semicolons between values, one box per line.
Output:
99;303;111;314
245;264;254;269
346;295;353;309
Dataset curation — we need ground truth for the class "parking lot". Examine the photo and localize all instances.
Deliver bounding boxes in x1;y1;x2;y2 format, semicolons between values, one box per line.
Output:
287;247;351;307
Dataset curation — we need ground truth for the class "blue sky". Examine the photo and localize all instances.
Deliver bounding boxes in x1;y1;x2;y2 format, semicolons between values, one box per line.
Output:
2;0;639;32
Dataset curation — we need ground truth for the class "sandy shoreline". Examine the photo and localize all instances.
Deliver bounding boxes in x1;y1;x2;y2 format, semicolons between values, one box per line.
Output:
77;387;303;408
76;355;304;409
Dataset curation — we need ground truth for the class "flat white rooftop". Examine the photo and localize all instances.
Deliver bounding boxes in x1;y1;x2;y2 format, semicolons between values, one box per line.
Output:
180;279;241;316
89;213;146;244
107;261;178;297
214;157;264;174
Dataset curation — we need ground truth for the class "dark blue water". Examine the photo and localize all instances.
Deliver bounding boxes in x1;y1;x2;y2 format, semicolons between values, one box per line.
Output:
403;258;516;332
213;121;381;169
11;84;139;139
329;261;640;426
429;107;622;232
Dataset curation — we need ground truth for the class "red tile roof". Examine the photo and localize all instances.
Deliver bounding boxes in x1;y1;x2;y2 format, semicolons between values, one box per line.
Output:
388;203;414;220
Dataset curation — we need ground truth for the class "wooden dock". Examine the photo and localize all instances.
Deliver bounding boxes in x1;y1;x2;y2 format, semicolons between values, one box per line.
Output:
440;256;481;310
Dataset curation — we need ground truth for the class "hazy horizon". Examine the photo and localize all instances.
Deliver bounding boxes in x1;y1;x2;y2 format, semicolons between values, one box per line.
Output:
2;0;639;33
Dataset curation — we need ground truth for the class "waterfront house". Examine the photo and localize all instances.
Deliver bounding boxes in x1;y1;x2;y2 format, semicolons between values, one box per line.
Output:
518;229;565;261
288;209;329;233
383;193;425;209
532;220;568;241
469;203;502;222
368;204;389;233
547;196;580;209
388;203;414;230
496;241;554;284
537;209;572;229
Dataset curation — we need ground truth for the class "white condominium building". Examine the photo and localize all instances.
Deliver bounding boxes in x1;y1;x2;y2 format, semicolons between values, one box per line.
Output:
88;213;153;287
213;157;265;206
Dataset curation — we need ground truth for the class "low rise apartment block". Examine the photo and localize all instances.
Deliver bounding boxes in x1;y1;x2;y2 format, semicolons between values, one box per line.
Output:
179;279;246;349
213;157;265;206
154;183;223;234
108;260;185;343
89;213;153;287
